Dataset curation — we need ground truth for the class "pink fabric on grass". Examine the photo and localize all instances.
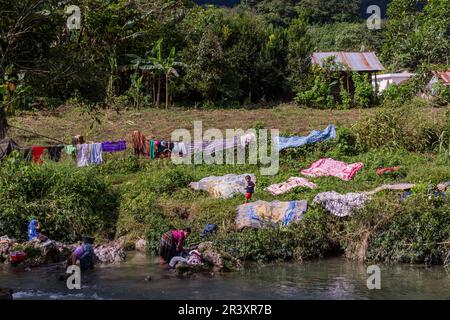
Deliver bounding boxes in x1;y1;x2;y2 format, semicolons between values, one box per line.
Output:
301;158;363;181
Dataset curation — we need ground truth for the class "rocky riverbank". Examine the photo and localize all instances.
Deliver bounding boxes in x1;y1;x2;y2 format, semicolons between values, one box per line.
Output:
0;235;126;268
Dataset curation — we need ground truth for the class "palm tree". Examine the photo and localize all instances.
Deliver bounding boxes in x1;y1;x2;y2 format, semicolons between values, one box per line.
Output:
129;39;185;109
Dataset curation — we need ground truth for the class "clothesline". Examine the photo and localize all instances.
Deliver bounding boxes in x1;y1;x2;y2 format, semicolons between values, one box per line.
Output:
8;124;67;145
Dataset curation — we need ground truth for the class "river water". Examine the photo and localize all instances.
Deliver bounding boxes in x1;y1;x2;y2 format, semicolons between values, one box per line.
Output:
1;252;449;300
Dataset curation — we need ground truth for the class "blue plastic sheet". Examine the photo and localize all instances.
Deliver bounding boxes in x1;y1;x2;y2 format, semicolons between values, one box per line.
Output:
277;125;336;151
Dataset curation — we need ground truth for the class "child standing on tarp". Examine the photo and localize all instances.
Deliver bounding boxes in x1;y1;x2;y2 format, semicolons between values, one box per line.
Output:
245;175;255;203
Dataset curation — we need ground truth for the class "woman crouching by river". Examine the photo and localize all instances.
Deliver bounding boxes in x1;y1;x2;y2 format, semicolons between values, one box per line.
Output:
159;228;191;265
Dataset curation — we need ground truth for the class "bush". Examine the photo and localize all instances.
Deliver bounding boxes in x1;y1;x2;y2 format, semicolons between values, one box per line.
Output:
0;158;119;242
343;195;450;264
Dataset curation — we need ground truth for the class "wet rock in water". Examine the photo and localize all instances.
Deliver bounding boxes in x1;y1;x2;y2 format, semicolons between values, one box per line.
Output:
135;239;147;252
197;241;242;272
94;241;125;264
144;275;152;281
445;249;450;269
0;288;13;300
0;236;16;264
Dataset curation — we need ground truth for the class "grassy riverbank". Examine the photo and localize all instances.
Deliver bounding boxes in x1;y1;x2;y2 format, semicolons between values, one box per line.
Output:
2;103;450;265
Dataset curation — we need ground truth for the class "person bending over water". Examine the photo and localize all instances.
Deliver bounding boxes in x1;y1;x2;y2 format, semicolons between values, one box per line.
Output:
159;228;191;265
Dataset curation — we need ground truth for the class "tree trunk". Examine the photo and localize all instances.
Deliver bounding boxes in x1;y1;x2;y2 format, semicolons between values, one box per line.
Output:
0;108;7;140
165;74;169;110
156;74;161;108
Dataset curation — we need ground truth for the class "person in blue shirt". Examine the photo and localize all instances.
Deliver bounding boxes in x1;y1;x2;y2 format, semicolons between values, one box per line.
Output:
28;219;41;241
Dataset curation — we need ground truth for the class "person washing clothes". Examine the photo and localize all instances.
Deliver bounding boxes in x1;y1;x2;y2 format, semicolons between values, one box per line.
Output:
70;237;95;271
28;219;48;241
159;228;191;265
244;175;255;203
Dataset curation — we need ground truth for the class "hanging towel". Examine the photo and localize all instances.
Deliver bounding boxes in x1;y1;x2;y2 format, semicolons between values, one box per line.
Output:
22;147;33;161
76;144;89;167
101;140;126;153
31;146;45;164
277;125;336;151
172;142;187;157
88;143;103;165
46;146;64;162
64;145;77;156
301;158;364;181
132;131;149;156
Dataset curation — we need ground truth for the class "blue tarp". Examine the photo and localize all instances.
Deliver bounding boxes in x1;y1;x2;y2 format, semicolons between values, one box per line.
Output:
277;125;336;151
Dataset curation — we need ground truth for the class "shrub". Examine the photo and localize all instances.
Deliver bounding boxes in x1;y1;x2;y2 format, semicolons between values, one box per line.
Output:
0;159;119;242
343;195;450;264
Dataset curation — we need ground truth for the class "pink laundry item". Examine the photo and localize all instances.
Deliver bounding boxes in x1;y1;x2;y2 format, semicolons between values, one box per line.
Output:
265;177;317;196
301;158;364;181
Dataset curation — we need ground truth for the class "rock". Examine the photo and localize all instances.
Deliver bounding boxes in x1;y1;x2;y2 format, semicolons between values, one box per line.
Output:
0;236;16;264
22;238;72;265
144;275;152;281
197;241;241;272
94;241;126;264
135;239;147;252
0;288;13;300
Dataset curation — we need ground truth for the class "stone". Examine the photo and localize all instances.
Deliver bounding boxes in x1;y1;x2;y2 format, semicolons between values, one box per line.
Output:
197;241;241;272
94;241;126;264
135;239;147;252
0;288;13;300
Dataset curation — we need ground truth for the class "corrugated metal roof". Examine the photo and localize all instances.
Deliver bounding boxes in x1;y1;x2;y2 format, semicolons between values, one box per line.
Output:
434;71;450;84
311;52;385;72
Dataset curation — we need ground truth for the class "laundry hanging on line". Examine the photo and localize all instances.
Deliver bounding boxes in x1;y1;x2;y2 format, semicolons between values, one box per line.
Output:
277;125;336;151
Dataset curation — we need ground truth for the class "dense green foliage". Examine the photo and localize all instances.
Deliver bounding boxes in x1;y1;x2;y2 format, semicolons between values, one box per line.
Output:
0;155;119;242
1;0;448;112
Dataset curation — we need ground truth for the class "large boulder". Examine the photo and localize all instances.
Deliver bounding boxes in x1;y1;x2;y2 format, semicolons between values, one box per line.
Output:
21;239;72;266
197;241;241;272
0;236;16;264
135;239;147;252
94;241;125;264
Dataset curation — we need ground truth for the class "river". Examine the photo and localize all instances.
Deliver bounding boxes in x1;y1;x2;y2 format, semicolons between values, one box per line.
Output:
1;252;449;300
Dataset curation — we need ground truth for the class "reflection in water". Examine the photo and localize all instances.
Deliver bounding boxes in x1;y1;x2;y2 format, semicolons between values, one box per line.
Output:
0;252;449;300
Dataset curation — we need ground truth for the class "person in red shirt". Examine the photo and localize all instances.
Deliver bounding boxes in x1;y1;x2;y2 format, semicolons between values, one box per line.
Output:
159;227;191;265
245;175;255;203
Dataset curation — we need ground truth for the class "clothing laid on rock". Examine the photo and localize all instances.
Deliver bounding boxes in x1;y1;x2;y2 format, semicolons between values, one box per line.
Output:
366;183;415;195
313;191;370;217
301;158;364;181
277;125;336;151
376;166;400;175
314;183;416;217
190;174;256;199
265;177;317;195
88;143;103;165
101;140;126;153
236;200;308;229
31;146;45;164
46;146;64;162
169;256;187;268
76;144;89;167
200;224;218;238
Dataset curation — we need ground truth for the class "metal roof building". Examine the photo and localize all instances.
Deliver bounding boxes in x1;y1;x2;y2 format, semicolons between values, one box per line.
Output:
311;52;385;72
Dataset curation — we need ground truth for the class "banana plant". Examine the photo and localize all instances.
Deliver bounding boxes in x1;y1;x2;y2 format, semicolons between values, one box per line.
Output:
128;39;185;109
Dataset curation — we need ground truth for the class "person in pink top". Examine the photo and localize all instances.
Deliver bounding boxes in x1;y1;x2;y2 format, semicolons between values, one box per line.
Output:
159;227;191;265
